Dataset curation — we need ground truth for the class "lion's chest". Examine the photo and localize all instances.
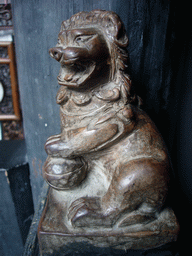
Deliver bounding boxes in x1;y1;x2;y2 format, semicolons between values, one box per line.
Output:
60;94;107;130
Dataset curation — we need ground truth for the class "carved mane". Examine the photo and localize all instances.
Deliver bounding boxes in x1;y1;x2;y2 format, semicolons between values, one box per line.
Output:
60;10;141;106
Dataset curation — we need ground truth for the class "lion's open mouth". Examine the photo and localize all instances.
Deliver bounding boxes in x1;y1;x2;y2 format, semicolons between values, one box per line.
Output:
57;61;96;88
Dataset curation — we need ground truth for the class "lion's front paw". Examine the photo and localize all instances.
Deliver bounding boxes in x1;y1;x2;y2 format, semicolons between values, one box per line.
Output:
45;134;72;157
45;134;62;156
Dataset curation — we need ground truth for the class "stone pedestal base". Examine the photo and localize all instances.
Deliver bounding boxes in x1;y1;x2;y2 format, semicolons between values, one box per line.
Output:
38;191;179;256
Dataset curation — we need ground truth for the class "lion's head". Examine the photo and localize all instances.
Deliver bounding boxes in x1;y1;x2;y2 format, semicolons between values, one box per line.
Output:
49;10;140;106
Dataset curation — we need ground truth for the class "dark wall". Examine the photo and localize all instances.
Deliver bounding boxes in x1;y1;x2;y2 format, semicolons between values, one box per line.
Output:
173;3;192;251
0;169;23;256
0;141;34;255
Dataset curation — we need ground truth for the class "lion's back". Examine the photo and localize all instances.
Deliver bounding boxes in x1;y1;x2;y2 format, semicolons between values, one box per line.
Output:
105;107;169;166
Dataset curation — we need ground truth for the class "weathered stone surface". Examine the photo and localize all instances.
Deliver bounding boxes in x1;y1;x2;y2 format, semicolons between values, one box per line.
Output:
38;10;179;255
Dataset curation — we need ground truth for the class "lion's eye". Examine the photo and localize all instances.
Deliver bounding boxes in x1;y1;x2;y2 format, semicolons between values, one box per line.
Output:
57;38;61;44
75;35;94;44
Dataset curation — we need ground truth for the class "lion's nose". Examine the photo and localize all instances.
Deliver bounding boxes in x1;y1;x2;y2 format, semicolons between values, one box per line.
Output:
49;47;89;64
62;47;80;61
49;47;63;62
49;47;79;63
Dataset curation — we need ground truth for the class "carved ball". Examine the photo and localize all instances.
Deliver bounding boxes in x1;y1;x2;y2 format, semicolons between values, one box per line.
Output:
43;157;87;190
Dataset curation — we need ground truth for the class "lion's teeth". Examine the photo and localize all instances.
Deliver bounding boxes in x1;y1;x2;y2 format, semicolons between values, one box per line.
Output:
64;73;74;81
73;77;79;82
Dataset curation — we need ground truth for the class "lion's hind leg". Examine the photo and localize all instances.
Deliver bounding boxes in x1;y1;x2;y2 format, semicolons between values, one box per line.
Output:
116;203;157;227
101;158;169;228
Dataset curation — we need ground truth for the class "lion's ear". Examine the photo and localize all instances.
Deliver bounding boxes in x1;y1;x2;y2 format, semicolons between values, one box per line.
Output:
114;23;129;48
104;12;129;48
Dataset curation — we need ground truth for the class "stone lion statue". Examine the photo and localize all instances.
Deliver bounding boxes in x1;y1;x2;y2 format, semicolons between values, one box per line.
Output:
39;10;179;253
